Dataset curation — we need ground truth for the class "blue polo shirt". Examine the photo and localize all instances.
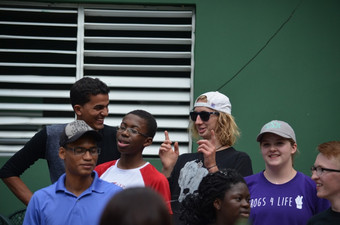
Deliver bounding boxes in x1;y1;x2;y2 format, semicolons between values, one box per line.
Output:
23;171;122;225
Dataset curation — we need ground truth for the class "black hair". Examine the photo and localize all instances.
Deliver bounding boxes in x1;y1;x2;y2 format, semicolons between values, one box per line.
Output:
180;168;247;225
70;77;110;107
127;109;157;138
99;187;172;225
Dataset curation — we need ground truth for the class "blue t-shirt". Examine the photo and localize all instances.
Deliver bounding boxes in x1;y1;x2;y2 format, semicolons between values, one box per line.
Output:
245;171;330;225
23;171;122;225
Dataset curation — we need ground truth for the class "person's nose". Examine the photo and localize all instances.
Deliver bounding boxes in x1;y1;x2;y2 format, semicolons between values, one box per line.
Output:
311;170;319;181
120;128;130;137
101;107;109;117
195;115;203;124
242;199;250;208
269;144;276;151
83;150;93;160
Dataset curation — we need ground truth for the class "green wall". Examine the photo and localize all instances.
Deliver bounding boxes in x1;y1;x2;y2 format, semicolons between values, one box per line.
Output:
0;158;49;216
1;0;340;216
196;0;340;176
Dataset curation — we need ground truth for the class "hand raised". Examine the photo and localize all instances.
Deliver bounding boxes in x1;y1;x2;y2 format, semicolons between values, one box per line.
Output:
158;130;179;177
197;129;218;172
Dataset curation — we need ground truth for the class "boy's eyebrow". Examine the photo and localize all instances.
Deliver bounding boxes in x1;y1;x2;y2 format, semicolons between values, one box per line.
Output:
120;121;140;129
93;105;104;109
94;102;109;107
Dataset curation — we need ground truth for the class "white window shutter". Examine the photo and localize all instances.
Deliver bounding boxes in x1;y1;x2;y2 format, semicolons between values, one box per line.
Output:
0;1;195;156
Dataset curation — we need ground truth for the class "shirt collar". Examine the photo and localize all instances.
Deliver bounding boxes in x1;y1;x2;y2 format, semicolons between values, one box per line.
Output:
55;171;105;195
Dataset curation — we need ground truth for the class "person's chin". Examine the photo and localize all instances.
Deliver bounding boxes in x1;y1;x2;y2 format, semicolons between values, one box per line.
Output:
79;170;93;177
199;133;209;139
196;128;206;137
316;190;326;199
93;123;104;130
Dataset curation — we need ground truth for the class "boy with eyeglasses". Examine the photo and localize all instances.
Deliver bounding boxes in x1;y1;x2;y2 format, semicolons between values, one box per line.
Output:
95;110;172;213
23;120;122;225
0;77;120;205
307;141;340;225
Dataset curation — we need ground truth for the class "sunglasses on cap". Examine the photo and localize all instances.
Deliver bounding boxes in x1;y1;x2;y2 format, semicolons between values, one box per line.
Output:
190;111;220;122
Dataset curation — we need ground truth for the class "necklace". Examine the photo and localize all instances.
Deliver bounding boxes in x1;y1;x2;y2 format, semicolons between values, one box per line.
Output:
215;145;224;151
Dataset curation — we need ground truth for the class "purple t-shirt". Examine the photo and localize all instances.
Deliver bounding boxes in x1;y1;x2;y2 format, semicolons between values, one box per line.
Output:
245;171;330;225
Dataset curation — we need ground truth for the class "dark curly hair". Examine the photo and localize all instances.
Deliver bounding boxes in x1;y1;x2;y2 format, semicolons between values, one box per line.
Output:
70;77;110;107
180;169;247;225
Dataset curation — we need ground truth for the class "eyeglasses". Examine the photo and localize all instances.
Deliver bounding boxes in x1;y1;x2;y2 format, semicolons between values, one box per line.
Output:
117;125;148;137
190;111;220;122
310;166;340;176
65;147;101;156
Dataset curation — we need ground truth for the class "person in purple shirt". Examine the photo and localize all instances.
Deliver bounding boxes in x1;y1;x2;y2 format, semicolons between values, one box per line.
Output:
245;120;329;225
23;120;122;225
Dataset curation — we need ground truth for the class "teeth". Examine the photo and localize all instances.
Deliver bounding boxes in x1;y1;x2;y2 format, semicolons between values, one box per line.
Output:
119;140;128;144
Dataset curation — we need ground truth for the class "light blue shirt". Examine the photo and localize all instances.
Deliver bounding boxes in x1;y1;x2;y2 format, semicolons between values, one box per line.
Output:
23;171;122;225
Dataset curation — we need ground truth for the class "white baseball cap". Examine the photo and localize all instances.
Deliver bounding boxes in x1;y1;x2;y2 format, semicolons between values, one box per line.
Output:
194;91;232;114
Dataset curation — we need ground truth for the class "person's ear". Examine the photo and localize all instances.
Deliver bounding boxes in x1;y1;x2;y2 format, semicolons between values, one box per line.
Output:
59;147;66;160
73;104;82;117
291;142;297;155
213;198;222;211
143;137;153;147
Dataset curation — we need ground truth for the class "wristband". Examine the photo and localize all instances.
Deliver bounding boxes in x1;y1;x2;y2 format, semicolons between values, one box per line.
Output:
207;165;217;170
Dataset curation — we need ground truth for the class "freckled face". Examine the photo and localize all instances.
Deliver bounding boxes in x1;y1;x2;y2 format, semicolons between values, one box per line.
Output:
312;153;340;201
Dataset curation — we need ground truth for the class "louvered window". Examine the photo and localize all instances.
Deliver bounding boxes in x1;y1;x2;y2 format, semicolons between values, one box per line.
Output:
0;1;195;157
